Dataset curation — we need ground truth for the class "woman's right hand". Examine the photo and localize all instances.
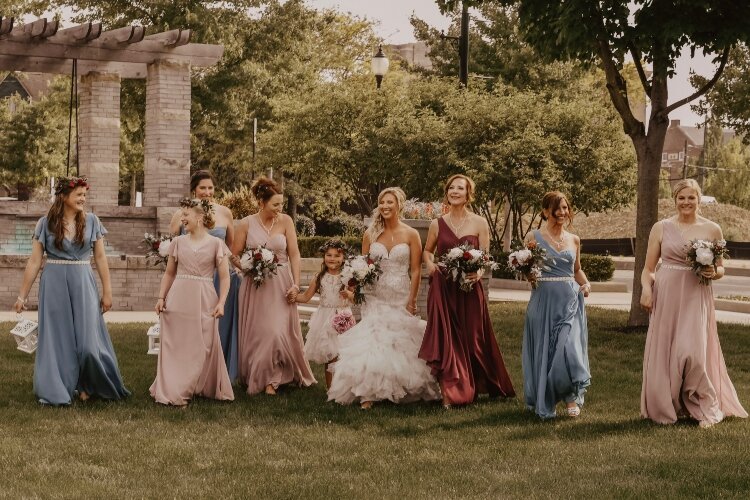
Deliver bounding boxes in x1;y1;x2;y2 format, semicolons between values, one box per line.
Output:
640;288;653;312
427;263;439;276
155;298;165;315
13;297;25;314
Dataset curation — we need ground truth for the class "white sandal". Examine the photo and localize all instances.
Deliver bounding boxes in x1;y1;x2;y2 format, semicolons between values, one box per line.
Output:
566;405;581;417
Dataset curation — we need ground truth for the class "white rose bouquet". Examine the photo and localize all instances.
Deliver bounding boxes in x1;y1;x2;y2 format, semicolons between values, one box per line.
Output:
507;240;550;289
239;244;280;288
685;239;728;285
143;232;174;267
340;254;383;304
438;242;497;292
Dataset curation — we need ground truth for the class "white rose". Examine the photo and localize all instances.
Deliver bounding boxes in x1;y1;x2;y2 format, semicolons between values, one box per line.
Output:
260;248;275;263
695;248;714;266
239;253;253;271
468;249;483;261
158;240;172;258
516;249;532;264
448;247;463;259
144;232;150;239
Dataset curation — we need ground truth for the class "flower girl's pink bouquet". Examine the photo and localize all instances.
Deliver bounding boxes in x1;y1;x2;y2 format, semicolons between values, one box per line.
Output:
340;255;382;304
685;239;728;285
507;240;550;289
143;233;174;267
438;242;497;292
331;309;356;334
239;244;280;288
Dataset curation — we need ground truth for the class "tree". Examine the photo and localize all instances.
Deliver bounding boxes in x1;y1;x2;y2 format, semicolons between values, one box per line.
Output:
437;0;750;326
703;138;750;210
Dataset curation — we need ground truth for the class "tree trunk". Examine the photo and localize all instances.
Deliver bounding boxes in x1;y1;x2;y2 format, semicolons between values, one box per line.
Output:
130;172;137;207
287;192;297;220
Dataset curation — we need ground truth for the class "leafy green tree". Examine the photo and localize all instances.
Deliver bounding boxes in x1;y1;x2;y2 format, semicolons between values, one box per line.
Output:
436;0;750;326
703;138;750;209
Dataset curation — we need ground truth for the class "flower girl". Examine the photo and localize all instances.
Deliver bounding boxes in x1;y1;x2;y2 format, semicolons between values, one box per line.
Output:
295;240;354;388
150;198;234;406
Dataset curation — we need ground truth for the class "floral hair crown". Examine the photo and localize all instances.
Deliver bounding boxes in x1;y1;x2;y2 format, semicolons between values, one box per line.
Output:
54;176;89;195
179;198;214;217
318;238;350;255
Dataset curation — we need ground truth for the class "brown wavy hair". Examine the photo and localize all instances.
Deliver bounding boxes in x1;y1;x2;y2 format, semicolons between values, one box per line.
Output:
190;170;214;194
443;174;476;206
251;177;282;204
540;191;574;226
47;182;88;250
315;239;349;292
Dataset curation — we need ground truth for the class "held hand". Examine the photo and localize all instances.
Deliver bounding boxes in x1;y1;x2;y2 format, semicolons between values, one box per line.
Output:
155;298;165;315
285;286;299;304
700;265;717;280
465;271;481;283
640;289;653;313
212;303;225;318
579;283;591;297
100;294;113;313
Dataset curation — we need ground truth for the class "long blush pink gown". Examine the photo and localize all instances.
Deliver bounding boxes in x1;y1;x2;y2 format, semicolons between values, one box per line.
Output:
641;220;747;425
150;235;235;405
237;217;316;395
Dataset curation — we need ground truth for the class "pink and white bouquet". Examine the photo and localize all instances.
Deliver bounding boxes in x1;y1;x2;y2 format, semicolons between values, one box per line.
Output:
438;242;497;292
507;240;550;289
685;239;728;285
402;198;446;220
340;254;383;304
331;308;356;334
239;244;280;288
143;232;174;267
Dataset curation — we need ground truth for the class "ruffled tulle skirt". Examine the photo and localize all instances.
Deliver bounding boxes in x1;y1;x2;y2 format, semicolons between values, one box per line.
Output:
327;302;440;405
304;306;342;364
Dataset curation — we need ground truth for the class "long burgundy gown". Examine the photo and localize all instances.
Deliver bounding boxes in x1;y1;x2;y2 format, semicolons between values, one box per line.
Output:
419;218;515;404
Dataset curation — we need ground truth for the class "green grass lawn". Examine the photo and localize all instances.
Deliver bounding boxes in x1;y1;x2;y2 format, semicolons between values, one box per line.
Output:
1;304;749;499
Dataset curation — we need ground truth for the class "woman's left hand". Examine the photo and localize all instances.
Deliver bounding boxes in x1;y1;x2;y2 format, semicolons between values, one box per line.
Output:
700;265;717;280
212;303;225;318
286;286;299;304
100;294;113;313
405;301;417;315
579;283;591;297
465;268;484;283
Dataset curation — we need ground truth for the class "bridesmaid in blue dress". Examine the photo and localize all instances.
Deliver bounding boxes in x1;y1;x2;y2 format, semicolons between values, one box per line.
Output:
522;191;591;419
13;176;130;405
169;170;240;381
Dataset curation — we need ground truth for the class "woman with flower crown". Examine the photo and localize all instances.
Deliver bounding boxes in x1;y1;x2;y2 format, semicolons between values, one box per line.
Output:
169;170;240;381
231;177;316;396
640;179;746;427
419;174;514;408
13;176;130;405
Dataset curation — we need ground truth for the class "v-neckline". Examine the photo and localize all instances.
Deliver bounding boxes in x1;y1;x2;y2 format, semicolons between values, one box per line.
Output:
439;216;476;242
535;230;574;256
184;235;212;252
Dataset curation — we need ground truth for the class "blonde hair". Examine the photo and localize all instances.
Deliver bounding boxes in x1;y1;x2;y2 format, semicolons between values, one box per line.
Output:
367;187;406;241
672;179;702;201
443;174;476;205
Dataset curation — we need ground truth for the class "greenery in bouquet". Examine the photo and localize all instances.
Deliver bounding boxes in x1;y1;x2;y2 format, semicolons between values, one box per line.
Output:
143;233;174;267
685;239;729;285
340;254;383;304
507;240;551;289
239;244;280;288
438;242;497;292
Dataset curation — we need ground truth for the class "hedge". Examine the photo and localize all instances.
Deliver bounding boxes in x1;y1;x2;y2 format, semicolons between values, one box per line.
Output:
298;236;362;258
491;252;615;282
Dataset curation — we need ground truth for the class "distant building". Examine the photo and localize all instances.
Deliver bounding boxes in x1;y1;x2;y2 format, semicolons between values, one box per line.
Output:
0;72;51;111
661;119;735;188
387;42;432;70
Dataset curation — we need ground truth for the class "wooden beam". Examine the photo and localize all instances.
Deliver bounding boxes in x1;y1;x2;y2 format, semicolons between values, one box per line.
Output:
3;18;58;41
0;38;223;66
0;55;148;78
99;25;145;44
144;29;191;47
50;22;102;43
0;17;14;36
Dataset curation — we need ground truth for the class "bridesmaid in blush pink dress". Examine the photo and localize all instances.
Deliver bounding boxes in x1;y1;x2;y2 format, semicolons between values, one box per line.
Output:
640;179;747;427
150;199;234;406
232;177;316;396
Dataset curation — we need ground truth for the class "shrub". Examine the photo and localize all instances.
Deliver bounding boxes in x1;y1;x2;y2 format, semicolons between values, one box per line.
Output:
297;236;362;258
215;185;258;219
315;213;366;238
491;251;515;279
581;254;615;282
295;214;316;237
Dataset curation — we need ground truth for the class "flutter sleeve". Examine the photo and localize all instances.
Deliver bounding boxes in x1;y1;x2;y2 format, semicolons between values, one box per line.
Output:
33;217;48;251
90;213;108;243
215;239;230;268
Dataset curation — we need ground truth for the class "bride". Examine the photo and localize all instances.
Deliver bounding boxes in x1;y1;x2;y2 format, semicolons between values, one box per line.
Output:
327;187;441;409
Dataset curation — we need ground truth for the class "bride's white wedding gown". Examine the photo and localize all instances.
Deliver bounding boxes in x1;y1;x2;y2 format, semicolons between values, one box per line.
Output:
327;242;441;404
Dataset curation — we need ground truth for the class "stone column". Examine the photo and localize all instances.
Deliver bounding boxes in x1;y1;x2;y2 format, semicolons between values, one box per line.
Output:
78;72;121;206
144;59;191;232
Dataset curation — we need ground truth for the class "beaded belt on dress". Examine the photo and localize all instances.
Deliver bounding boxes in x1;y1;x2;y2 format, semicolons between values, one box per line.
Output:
46;259;90;265
660;264;692;271
175;274;213;282
537;276;574;282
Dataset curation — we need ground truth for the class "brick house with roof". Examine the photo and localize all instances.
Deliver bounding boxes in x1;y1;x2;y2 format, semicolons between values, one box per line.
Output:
661;119;735;188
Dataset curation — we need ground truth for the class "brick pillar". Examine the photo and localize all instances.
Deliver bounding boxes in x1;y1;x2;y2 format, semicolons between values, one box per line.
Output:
78;72;121;206
144;60;191;233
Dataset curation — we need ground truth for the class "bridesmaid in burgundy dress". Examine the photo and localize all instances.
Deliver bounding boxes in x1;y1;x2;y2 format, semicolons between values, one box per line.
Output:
419;174;515;407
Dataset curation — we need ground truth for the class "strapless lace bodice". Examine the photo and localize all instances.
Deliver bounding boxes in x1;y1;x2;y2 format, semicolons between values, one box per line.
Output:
366;242;411;307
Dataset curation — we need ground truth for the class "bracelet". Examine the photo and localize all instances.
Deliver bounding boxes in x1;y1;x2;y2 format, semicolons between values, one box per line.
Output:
157;297;165;300
16;296;27;304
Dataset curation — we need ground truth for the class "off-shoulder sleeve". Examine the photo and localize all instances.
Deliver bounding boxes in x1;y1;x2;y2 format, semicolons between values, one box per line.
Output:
33;217;47;250
90;213;108;243
215;239;229;268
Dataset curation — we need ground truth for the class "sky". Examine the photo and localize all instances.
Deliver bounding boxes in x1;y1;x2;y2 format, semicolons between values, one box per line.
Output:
308;0;717;127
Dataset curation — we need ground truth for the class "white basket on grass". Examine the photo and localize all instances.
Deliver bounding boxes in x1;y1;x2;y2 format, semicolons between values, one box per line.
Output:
10;314;38;354
147;322;160;355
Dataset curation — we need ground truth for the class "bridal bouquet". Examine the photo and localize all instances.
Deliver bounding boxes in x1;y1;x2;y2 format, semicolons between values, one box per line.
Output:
507;240;550;289
239;244;280;288
685;239;729;285
331;309;356;334
340;254;382;304
438;243;497;292
143;233;174;267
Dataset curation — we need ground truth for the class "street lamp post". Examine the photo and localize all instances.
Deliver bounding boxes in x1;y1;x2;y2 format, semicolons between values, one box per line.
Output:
371;44;389;89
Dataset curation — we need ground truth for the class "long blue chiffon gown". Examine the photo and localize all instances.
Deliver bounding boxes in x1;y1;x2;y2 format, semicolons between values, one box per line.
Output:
181;225;240;381
522;230;590;418
32;213;130;405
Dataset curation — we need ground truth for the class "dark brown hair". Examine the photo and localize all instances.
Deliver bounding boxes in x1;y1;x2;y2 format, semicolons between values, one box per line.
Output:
315;239;349;292
190;170;214;194
251;177;282;203
443;174;476;205
47;179;88;250
541;191;574;225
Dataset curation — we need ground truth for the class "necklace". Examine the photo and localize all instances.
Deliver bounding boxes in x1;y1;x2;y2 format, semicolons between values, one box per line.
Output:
447;211;468;235
675;218;697;237
544;227;566;249
258;214;277;236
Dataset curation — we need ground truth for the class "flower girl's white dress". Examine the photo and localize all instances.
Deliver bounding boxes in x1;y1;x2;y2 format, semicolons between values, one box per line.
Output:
327;242;440;404
304;273;350;364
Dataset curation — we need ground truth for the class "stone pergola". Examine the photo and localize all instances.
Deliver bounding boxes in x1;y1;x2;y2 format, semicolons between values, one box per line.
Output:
0;16;223;230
